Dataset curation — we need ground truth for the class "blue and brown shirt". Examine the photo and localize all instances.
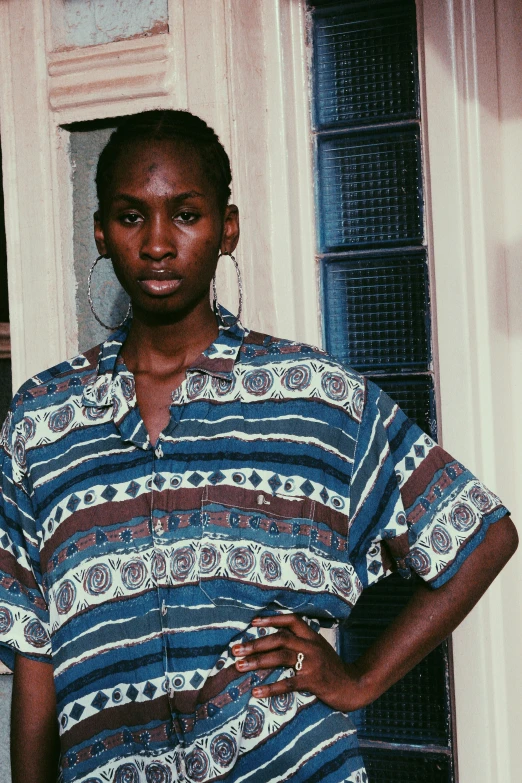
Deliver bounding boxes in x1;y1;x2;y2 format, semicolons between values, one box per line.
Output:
0;311;508;783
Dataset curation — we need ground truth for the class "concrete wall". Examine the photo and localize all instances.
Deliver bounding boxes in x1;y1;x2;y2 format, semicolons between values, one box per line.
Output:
50;0;168;50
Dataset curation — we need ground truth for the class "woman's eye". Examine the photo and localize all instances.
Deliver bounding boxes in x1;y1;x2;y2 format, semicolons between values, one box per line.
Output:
121;213;142;225
176;211;198;223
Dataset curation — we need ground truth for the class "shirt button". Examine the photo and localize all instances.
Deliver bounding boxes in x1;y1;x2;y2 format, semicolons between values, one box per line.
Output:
155;444;163;458
161;600;167;616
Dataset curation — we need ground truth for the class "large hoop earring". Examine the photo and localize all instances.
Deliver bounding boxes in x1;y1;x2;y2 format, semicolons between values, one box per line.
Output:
88;255;132;331
212;252;243;324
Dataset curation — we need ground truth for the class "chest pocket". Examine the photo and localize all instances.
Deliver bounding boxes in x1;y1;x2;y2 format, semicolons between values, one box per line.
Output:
197;485;348;611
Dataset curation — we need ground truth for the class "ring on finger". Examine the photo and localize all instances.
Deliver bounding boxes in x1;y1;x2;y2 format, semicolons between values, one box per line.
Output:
295;652;304;672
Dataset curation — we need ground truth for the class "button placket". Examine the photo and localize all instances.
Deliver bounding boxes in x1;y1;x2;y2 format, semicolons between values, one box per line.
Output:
151;448;179;739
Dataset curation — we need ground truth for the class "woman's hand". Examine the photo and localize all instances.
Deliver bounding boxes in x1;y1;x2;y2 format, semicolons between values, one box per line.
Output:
232;614;372;713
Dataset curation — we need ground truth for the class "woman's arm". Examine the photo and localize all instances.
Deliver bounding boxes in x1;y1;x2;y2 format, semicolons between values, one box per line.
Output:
11;655;60;783
233;515;518;711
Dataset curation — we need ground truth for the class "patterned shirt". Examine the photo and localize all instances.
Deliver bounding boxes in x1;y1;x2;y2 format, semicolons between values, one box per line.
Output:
0;310;508;783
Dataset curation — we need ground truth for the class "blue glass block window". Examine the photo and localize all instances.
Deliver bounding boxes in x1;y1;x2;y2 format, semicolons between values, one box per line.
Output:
309;0;454;779
319;128;423;250
314;0;418;128
323;253;430;372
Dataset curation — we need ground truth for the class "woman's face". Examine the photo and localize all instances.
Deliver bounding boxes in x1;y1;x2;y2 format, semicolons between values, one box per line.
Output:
94;138;239;320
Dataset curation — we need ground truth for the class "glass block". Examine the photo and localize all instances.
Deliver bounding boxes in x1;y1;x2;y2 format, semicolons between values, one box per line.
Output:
340;574;451;745
369;374;437;439
50;0;168;50
323;253;430;372
0;359;12;425
362;748;452;783
313;0;418;128
318;128;423;250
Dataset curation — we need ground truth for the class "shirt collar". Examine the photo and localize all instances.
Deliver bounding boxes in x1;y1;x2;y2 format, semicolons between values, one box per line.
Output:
81;305;246;410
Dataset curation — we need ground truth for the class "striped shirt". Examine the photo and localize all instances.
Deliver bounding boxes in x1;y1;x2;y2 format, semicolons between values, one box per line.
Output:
0;311;508;783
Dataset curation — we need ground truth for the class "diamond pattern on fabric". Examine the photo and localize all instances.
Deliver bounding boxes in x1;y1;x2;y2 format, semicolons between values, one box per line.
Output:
188;472;203;487
125;481;140;498
190;672;203;688
91;691;109;711
268;474;282;493
101;485;118;501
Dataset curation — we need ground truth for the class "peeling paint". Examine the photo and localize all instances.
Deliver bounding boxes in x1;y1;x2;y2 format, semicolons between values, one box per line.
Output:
50;0;168;51
70;127;130;352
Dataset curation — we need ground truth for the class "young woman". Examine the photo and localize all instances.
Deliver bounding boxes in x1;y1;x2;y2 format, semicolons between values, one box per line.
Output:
1;110;517;783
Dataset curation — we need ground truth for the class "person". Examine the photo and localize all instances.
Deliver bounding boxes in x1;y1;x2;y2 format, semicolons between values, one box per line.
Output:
1;109;517;783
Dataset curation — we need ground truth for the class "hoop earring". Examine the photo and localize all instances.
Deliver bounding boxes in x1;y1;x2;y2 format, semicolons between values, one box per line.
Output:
212;252;243;324
88;256;132;331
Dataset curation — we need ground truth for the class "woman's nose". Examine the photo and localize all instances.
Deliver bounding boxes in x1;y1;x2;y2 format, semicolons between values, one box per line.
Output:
141;214;176;261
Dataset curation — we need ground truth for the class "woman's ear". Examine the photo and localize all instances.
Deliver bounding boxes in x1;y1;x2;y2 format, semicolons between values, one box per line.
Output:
93;211;109;257
220;205;240;255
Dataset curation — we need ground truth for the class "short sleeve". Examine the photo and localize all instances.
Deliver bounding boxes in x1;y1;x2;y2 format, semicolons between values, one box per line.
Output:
0;402;51;669
348;380;509;589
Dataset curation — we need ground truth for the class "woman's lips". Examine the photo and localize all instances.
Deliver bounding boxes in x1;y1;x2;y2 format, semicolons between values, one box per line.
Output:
137;277;182;296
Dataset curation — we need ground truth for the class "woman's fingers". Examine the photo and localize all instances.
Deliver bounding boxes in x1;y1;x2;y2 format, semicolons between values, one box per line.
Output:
251;613;317;639
232;627;303;660
236;648;298;673
251;676;298;699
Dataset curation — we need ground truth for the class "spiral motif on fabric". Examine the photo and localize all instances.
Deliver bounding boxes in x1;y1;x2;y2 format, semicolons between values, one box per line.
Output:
282;365;311;392
120;376;135;402
114;764;140;783
84;405;108;421
0;606;13;634
187;374;208;400
290;552;309;583
430;524;453;555
84;564;112;596
49;404;74;433
450;503;476;532
270;692;295;715
185;748;209;782
121;560;146;590
95;380;110;404
408;547;432;576
151;551;167;582
56;580;76;615
210;733;237;768
352;387;364;418
321;372;348;401
145;762;172;783
260;552;281;582
227;546;255;577
330;567;354;598
469;484;493;513
200;545;220;574
170;546;196;581
306;558;324;588
21;416;36;442
13;434;26;470
211;376;234;396
242;369;274;397
23;618;49;648
243;706;265;739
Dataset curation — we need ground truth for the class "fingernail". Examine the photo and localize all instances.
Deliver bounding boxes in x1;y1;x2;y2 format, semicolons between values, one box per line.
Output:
252;687;263;697
236;660;248;670
232;646;246;656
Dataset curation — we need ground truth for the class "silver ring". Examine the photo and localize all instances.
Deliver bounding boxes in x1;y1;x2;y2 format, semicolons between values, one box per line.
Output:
295;652;304;672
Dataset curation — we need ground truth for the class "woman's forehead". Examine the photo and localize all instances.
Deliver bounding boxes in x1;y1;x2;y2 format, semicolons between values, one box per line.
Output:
106;138;215;198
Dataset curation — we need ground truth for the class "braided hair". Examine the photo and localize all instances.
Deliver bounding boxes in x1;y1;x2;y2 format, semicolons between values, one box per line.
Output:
96;110;232;214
